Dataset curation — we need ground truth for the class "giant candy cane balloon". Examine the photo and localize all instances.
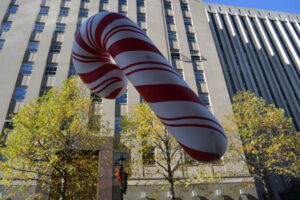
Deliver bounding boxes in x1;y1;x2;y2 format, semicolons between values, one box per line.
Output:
72;12;227;162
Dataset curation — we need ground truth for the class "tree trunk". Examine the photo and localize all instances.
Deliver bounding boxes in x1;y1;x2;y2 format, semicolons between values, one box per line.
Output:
169;178;176;200
61;173;68;200
262;175;274;200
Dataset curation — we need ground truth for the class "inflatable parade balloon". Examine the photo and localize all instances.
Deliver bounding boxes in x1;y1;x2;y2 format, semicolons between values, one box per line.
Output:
72;12;227;162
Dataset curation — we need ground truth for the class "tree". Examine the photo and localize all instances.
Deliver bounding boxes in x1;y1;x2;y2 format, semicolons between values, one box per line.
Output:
0;77;110;200
225;91;299;200
118;103;222;200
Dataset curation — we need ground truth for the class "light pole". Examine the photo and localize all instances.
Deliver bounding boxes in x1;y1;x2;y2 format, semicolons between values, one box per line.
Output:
119;154;125;200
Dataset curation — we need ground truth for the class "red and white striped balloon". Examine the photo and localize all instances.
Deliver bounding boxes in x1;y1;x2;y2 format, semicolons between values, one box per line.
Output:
72;12;227;162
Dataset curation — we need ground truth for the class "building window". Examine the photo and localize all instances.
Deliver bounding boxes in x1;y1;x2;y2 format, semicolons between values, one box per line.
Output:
187;33;196;42
194;71;205;82
13;86;27;100
184;17;192;25
102;0;109;3
21;62;33;75
59;7;69;16
8;5;18;14
0;40;4;50
177;69;184;79
137;0;145;7
68;63;77;77
79;9;88;17
49;42;62;53
116;91;127;104
56;23;66;32
199;93;210;106
40;87;51;96
119;0;127;5
115;116;123;133
118;11;127;16
27;41;39;53
91;93;102;103
168;31;177;41
0;21;12;32
163;1;172;9
165;16;174;24
142;145;155;165
192;56;200;62
45;63;57;75
81;0;90;2
39;6;49;15
33;23;45;33
181;3;189;11
137;13;146;22
190;50;199;56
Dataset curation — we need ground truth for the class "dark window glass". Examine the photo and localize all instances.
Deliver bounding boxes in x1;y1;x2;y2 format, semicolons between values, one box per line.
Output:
68;64;77;77
56;23;66;32
118;11;127;16
116;91;127;103
165;16;174;24
45;63;57;75
199;93;210;106
39;6;49;15
59;7;69;16
21;62;33;75
27;41;40;53
0;21;12;32
49;42;62;53
8;5;18;14
137;13;146;22
119;0;127;5
34;23;45;32
187;33;196;41
13;86;27;100
81;0;90;2
164;1;172;9
103;0;109;3
115;116;122;133
40;87;51;96
91;93;102;103
181;3;189;11
137;0;145;7
79;9;88;17
168;31;177;41
0;40;4;50
194;71;205;82
184;17;192;25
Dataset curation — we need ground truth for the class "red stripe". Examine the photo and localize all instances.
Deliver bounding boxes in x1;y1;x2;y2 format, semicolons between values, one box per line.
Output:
161;122;226;139
106;88;122;99
90;77;121;90
125;67;180;78
103;24;145;48
88;15;100;50
77;64;120;84
179;142;220;162
157;115;222;129
94;79;122;94
108;38;163;58
72;51;109;60
75;29;100;55
122;61;173;71
135;84;206;106
95;13;127;49
86;17;99;51
103;28;145;49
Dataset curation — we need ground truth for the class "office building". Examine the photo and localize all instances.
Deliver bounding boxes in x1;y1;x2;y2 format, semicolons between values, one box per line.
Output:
0;0;298;199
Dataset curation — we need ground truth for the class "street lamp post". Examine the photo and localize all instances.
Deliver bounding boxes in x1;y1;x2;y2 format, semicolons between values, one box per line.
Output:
119;154;125;200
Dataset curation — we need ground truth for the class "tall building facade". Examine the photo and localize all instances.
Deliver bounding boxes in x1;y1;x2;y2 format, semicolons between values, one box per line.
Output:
0;0;298;199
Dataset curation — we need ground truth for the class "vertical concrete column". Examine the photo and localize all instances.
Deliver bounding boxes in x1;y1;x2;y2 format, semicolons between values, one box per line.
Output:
25;0;61;103
172;0;197;93
89;0;100;16
54;0;81;85
127;0;140;109
0;0;10;22
0;0;40;131
189;0;232;122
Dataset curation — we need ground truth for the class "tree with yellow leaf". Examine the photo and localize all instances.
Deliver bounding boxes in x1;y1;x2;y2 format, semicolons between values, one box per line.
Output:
118;103;222;200
0;77;110;200
225;91;299;200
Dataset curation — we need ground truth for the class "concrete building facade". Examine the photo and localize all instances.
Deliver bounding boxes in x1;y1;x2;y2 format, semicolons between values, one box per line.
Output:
0;0;298;199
